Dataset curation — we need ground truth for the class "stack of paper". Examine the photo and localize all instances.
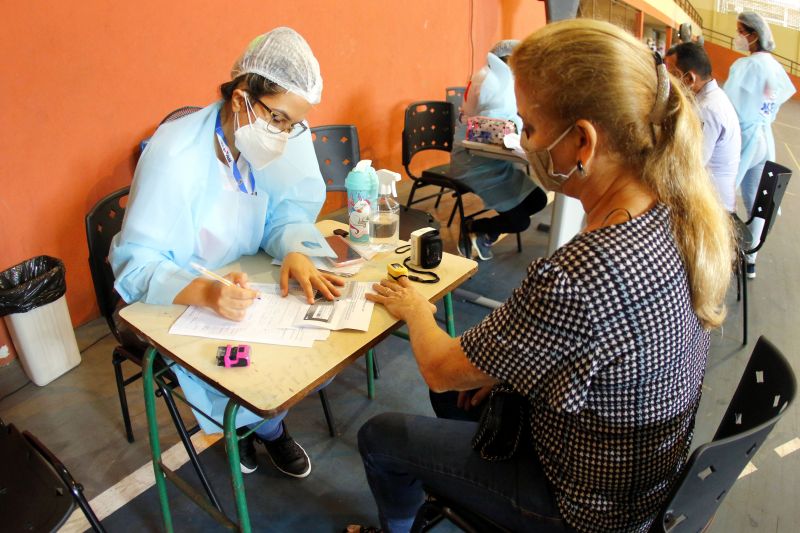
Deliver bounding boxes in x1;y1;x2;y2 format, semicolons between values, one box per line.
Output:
168;282;376;348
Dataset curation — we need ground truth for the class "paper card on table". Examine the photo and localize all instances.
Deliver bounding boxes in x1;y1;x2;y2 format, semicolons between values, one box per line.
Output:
271;256;363;277
285;282;377;331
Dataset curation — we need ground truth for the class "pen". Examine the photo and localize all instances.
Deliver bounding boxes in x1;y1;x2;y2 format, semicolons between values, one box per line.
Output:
189;262;261;298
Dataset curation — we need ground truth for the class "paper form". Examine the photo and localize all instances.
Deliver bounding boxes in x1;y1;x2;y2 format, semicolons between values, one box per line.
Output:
167;282;376;346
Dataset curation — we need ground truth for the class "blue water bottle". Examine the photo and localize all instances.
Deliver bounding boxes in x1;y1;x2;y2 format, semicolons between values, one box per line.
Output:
345;160;378;243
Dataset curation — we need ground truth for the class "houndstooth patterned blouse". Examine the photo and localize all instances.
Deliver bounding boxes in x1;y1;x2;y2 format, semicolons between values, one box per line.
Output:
461;203;708;533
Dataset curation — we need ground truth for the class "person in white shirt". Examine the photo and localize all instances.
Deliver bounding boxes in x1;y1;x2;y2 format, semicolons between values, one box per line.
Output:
665;42;741;212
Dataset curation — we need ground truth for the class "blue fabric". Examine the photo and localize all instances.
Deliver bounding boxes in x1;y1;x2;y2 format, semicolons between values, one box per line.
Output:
109;101;331;306
358;412;568;533
724;53;795;190
109;100;332;434
454;53;534;212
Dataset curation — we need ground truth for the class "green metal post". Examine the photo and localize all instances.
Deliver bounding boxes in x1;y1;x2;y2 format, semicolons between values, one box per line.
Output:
366;348;375;399
143;346;174;532
444;292;456;337
223;401;251;533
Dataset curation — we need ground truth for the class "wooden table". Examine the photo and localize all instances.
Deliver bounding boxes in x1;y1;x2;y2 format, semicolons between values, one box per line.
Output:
119;220;478;532
458;140;585;255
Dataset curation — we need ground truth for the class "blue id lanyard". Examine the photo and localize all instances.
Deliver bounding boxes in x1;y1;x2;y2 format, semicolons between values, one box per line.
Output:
214;109;256;195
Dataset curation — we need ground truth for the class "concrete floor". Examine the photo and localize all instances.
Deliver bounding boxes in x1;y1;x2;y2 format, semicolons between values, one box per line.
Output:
2;101;800;532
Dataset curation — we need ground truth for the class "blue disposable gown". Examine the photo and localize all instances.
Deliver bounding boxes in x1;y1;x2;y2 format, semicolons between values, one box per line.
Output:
109;101;330;433
451;53;535;212
724;52;795;185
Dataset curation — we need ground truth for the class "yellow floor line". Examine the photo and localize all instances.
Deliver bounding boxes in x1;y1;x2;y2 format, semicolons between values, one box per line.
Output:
738;461;758;479
785;142;800;171
775;121;800;131
774;437;800;458
58;432;221;532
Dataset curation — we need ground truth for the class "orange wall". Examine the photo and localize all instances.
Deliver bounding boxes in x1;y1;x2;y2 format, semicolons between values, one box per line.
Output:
0;0;546;366
704;41;800;100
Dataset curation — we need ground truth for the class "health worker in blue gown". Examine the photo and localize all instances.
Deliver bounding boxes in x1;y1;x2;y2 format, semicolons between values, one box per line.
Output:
109;27;343;479
724;11;795;278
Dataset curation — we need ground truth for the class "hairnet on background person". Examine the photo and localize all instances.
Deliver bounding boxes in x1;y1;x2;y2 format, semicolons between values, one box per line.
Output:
490;39;521;58
737;11;776;52
231;27;323;104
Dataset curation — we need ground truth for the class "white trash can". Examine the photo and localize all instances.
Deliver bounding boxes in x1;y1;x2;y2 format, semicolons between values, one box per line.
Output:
3;295;81;386
0;256;81;386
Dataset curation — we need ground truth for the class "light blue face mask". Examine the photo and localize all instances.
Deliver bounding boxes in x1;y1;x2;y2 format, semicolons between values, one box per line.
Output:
519;125;579;192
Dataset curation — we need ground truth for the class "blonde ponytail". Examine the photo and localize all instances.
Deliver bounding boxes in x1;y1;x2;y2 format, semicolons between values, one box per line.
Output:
511;19;734;329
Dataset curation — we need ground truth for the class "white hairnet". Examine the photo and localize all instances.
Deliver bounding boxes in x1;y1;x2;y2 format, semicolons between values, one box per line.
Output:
490;39;521;59
737;11;776;52
231;27;323;104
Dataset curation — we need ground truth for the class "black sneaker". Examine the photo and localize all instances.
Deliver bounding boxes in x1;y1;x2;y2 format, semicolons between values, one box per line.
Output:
232;430;258;474
471;232;496;261
458;221;473;259
260;423;311;478
746;262;756;279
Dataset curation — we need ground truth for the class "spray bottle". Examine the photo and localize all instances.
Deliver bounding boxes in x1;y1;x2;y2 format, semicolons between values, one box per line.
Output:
370;169;401;251
345;160;378;243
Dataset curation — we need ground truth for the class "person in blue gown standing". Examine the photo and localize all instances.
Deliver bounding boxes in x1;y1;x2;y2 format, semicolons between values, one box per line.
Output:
724;11;795;278
109;27;344;479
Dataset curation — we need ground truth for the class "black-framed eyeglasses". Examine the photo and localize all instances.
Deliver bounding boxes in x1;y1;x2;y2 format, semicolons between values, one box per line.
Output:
252;98;308;138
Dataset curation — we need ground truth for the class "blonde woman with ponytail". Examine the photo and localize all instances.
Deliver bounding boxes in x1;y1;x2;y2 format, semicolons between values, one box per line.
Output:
352;19;734;533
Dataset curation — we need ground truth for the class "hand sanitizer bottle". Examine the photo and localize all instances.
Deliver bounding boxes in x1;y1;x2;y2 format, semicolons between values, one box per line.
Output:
345;160;378;243
370;169;401;251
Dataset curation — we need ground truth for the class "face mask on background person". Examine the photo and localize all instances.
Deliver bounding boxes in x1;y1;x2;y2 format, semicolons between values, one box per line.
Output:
733;33;753;52
520;125;582;192
234;93;289;170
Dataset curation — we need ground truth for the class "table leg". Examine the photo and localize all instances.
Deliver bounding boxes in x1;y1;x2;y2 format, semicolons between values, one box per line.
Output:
444;292;456;337
366;349;375;400
143;346;174;532
223;401;251;533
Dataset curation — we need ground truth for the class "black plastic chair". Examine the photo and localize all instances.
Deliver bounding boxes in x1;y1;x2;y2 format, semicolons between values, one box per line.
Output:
311;124;361;192
412;336;796;532
0;418;105;532
85;186;223;513
734;161;792;345
403;101;488;228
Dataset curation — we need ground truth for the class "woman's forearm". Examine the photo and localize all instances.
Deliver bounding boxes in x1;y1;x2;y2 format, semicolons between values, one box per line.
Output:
404;310;493;392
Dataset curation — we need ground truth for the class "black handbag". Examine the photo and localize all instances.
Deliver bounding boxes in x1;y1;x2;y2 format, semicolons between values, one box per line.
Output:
471;383;529;462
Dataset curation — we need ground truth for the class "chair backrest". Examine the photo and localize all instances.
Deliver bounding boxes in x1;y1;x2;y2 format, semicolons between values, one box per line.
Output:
746;160;792;253
310;125;360;192
402;101;456;176
0;419;77;532
85;188;130;339
446;87;467;146
140;105;202;153
158;105;203;126
652;336;796;532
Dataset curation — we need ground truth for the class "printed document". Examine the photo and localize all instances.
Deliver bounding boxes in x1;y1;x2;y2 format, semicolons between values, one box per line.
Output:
168;282;376;347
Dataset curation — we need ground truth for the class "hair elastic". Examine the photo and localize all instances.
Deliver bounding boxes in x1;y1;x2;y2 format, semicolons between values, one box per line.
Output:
648;52;670;126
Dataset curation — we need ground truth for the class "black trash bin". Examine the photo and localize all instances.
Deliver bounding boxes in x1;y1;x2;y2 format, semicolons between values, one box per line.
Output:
0;256;81;386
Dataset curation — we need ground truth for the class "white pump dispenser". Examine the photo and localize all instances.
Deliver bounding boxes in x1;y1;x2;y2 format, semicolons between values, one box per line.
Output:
371;169;402;250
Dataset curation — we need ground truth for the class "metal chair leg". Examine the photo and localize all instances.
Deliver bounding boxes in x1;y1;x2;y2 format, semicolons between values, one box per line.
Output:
433;186;446;208
112;351;134;443
366;349;376;399
741;253;748;345
158;382;223;513
318;390;336;437
516;232;522;252
447;195;463;228
371;349;380;379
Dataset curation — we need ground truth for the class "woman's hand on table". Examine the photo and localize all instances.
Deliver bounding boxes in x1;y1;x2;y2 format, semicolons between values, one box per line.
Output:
366;276;437;322
175;271;258;321
280;252;345;304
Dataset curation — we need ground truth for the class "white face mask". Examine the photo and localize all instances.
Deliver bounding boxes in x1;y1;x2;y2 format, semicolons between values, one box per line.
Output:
519;125;580;192
233;94;289;170
733;33;753;52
